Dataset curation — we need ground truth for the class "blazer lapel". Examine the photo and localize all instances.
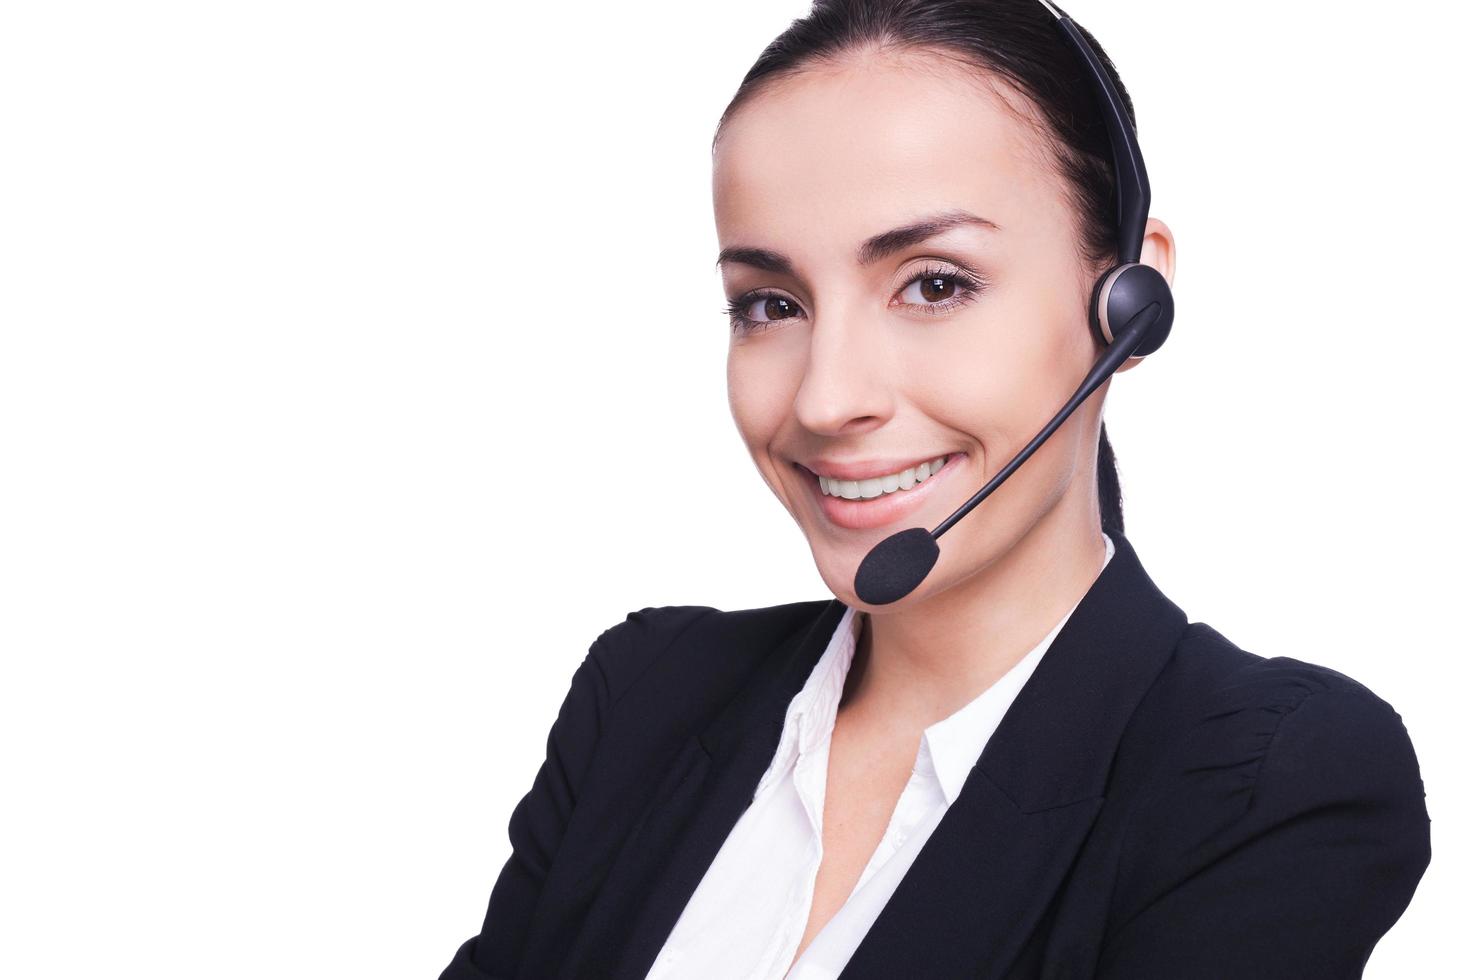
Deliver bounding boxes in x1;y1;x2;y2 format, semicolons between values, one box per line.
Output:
566;597;849;980
839;530;1187;978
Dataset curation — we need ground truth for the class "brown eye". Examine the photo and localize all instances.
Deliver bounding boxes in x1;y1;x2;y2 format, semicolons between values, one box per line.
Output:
725;291;804;334
751;296;798;322
894;265;987;314
899;273;962;305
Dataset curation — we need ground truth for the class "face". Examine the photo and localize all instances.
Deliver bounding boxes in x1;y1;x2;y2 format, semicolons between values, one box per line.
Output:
713;48;1143;608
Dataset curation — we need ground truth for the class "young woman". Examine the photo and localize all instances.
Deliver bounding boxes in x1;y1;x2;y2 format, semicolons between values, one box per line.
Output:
440;2;1430;977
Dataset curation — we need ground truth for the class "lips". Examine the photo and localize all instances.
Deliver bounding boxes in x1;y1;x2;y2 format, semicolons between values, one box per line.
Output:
795;452;967;531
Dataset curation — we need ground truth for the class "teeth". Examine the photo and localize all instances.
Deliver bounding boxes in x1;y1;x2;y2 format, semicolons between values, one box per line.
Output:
818;455;949;500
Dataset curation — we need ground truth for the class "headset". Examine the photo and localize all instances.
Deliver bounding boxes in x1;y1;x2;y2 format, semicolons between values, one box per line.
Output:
852;0;1176;605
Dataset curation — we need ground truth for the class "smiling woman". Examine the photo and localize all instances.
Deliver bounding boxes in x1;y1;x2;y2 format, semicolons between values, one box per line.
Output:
438;2;1431;978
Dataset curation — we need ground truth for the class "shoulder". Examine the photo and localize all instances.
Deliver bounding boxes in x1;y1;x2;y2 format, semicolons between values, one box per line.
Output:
581;604;721;703
581;598;832;734
1152;621;1423;775
1128;619;1424;768
1098;621;1432;968
1108;619;1431;919
1129;619;1429;811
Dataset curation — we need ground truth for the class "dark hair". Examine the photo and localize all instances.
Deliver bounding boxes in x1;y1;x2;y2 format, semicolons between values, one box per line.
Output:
713;0;1134;536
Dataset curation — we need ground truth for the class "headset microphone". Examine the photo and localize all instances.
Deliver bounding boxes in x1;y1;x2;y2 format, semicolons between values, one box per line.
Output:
853;0;1176;606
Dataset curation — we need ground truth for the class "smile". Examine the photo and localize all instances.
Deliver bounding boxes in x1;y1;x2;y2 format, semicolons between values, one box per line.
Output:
818;454;950;500
795;453;966;532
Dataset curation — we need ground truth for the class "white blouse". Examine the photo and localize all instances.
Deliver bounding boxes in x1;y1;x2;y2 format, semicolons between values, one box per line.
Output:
646;532;1115;980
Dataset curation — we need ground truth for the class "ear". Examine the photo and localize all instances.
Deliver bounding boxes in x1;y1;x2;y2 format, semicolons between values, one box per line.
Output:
1115;216;1175;374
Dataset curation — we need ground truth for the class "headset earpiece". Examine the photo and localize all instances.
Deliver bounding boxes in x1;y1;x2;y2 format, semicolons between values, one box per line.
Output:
1090;262;1174;359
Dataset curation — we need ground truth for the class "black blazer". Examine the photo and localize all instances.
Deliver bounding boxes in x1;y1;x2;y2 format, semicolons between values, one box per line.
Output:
440;531;1431;979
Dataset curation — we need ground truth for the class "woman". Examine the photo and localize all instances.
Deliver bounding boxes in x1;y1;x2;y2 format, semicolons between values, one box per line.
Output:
440;1;1431;977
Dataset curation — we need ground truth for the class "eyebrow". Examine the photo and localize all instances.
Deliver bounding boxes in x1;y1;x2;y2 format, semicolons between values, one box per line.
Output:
714;208;1000;275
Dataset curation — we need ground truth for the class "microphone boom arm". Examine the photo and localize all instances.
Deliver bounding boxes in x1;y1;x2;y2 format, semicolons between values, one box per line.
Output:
931;303;1160;540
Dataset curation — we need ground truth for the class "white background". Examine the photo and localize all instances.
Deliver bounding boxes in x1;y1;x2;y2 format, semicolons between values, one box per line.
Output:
2;1;1462;976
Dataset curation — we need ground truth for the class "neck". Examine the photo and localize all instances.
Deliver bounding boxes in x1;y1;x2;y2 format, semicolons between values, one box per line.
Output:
840;491;1111;730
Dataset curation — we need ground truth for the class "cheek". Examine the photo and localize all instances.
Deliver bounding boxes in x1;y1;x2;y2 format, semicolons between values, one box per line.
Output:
912;301;1080;448
726;347;798;447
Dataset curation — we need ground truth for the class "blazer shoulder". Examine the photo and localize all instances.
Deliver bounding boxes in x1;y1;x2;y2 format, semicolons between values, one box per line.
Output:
1119;619;1430;862
586;604;721;707
1094;618;1433;973
1106;622;1432;967
575;597;833;759
589;598;831;710
1169;619;1412;727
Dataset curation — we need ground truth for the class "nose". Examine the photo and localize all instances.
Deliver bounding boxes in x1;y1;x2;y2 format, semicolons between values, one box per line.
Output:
791;311;896;438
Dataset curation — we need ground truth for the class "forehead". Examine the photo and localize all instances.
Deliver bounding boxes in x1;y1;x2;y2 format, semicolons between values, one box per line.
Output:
712;49;1066;262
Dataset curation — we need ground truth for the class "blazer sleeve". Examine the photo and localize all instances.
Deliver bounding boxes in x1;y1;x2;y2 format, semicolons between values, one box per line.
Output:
437;605;713;980
1097;666;1431;980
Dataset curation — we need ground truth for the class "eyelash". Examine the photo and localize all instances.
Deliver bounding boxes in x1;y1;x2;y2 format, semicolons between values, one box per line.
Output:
723;262;988;336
